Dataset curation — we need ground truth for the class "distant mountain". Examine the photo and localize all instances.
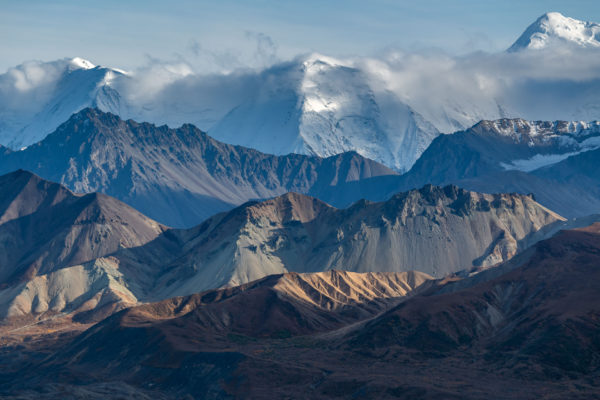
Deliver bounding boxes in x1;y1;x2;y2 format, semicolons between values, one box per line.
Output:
0;56;441;172
8;224;600;399
0;108;396;227
207;55;441;172
398;118;600;218
3;12;600;173
509;12;600;51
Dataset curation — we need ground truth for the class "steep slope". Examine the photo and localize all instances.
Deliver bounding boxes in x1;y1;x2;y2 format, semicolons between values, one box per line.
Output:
150;186;563;296
0;108;397;227
398;118;600;218
0;170;166;320
0;58;125;149
509;12;600;51
78;270;432;340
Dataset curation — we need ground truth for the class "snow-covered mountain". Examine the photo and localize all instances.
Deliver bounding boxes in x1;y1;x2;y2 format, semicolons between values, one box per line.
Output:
509;12;600;51
0;57;125;149
1;13;600;172
481;119;600;171
0;55;442;172
208;55;441;171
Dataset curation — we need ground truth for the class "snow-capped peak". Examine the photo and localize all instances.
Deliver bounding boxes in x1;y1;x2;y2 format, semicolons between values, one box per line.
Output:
301;53;349;70
475;118;600;140
509;12;600;51
70;57;96;70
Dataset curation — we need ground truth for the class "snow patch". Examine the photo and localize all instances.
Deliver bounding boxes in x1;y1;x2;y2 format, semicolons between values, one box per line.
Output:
70;57;96;70
501;135;600;171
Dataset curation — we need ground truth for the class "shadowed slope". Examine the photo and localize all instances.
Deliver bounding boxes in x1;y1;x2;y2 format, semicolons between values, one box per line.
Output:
0;170;166;320
397;119;600;218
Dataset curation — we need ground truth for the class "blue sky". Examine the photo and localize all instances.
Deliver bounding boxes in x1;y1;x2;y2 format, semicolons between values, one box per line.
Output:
2;0;599;72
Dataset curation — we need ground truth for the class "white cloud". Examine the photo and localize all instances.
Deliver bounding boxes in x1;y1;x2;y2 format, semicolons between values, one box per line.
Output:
2;42;600;146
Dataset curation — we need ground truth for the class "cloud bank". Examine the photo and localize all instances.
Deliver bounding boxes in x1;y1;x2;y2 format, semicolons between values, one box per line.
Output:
106;44;600;133
1;41;600;148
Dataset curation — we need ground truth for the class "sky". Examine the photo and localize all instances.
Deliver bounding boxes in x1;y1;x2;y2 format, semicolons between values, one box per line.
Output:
1;0;600;72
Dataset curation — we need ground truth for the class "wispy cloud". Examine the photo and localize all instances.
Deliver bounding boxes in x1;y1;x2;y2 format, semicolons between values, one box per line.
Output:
244;31;279;67
2;42;600;138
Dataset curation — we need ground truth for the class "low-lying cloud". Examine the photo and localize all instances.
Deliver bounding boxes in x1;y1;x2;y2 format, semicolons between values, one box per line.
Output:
2;42;600;139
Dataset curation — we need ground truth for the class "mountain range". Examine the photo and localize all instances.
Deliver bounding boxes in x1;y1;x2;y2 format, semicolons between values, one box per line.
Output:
2;222;600;399
0;170;565;328
2;13;600;172
0;108;395;227
397;118;600;218
1;10;600;400
2;108;600;229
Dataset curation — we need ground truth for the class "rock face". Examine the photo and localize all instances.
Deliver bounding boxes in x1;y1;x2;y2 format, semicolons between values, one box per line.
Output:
151;185;564;295
397;118;600;218
0;108;397;228
6;225;600;400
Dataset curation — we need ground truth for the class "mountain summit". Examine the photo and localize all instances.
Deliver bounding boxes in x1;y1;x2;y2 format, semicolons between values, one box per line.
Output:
509;12;600;51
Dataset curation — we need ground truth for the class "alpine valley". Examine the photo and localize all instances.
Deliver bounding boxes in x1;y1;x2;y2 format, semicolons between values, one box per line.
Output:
1;9;600;400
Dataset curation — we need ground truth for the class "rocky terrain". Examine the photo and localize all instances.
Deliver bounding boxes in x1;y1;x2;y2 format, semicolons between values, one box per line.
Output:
0;170;167;323
1;9;600;400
